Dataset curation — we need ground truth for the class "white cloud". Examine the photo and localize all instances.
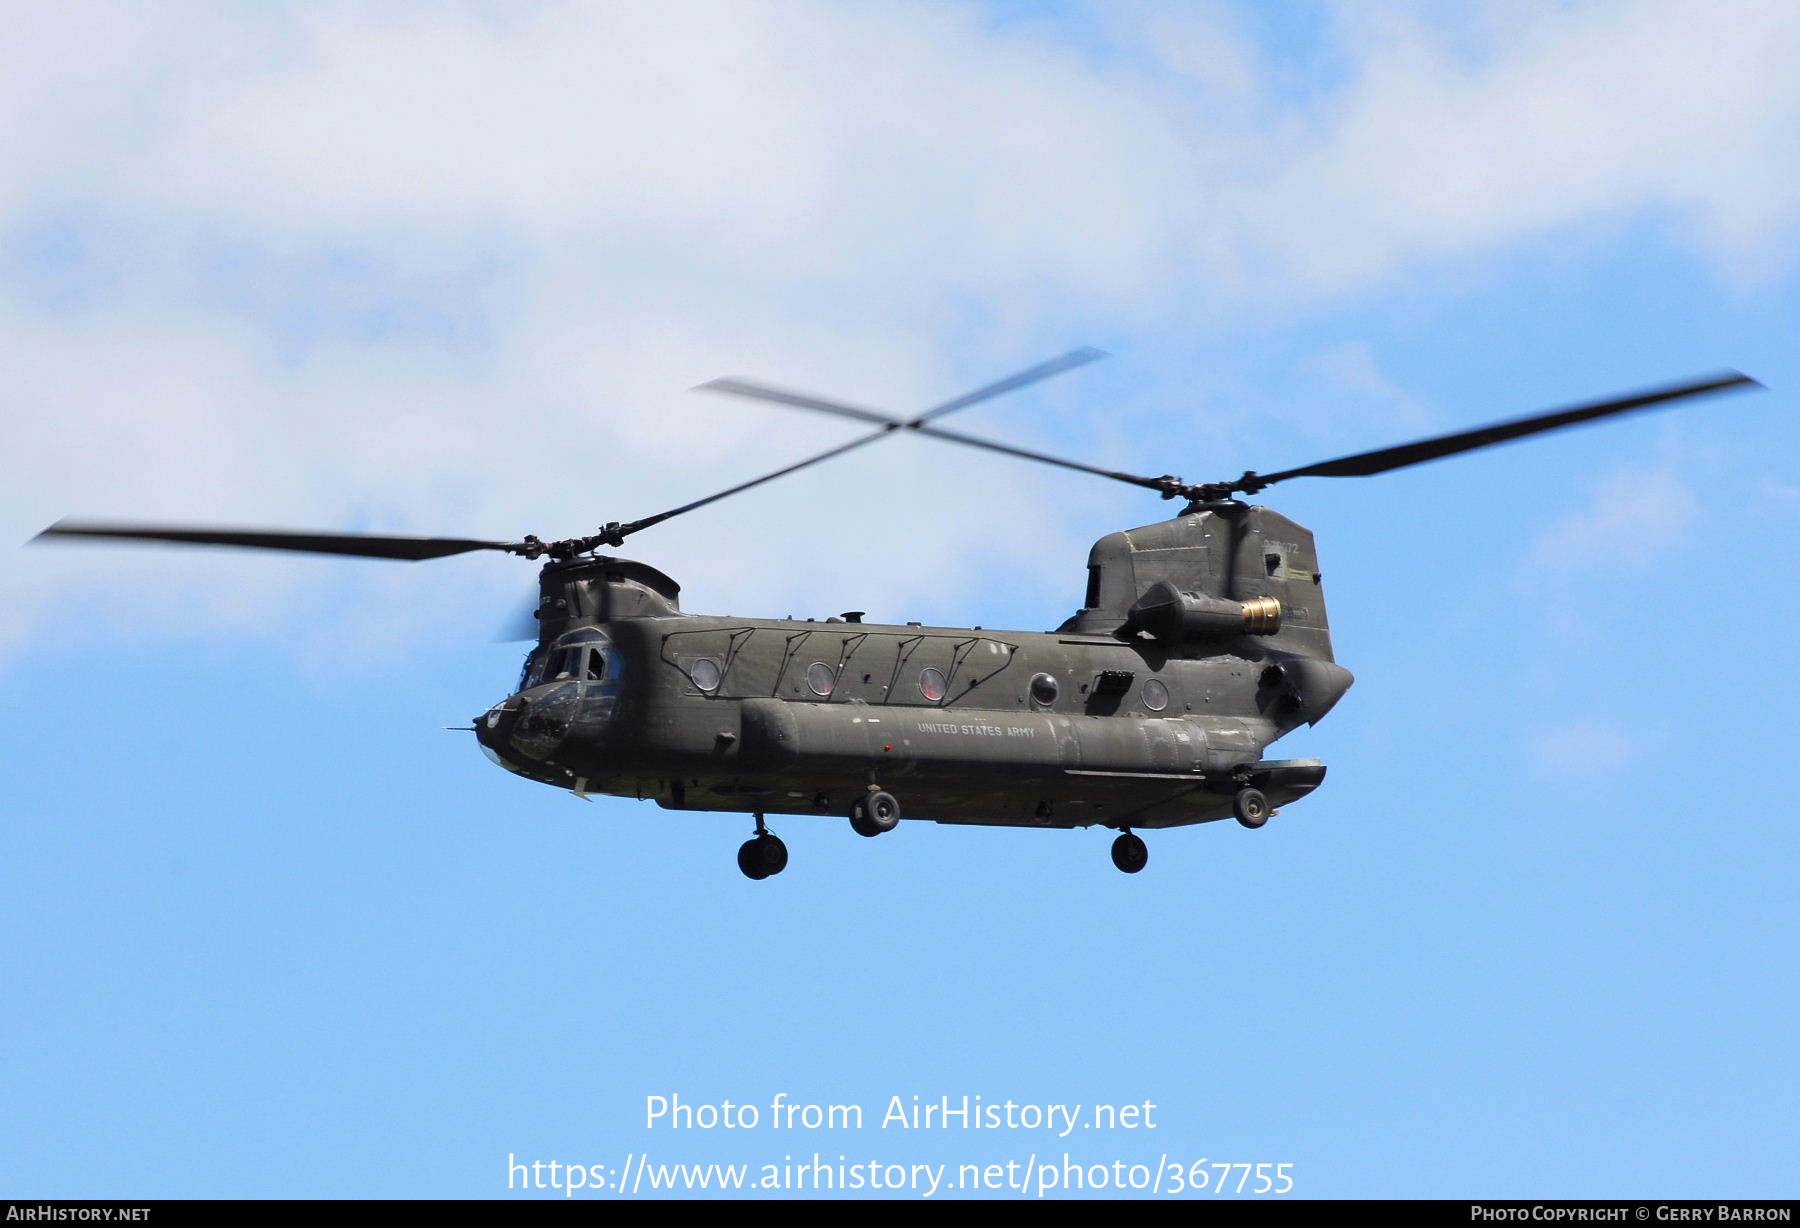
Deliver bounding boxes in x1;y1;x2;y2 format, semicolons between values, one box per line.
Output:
2;0;1795;660
1522;463;1701;579
1249;0;1800;289
1296;340;1440;438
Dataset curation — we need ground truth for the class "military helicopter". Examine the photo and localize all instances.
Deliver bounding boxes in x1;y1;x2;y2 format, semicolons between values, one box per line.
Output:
36;353;1759;879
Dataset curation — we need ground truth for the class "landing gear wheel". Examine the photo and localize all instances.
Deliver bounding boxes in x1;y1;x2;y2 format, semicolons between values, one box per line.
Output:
1233;787;1269;829
849;790;901;837
1110;831;1148;874
737;833;788;879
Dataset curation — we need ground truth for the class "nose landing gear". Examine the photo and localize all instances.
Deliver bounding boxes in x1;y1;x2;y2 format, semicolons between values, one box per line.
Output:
737;813;789;880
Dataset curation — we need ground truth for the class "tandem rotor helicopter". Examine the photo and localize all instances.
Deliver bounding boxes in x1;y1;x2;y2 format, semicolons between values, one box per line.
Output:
37;352;1761;879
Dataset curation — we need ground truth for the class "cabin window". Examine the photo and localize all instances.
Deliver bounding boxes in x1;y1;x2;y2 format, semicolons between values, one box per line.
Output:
1142;678;1169;711
806;662;836;697
691;658;722;693
919;667;946;703
1030;673;1059;706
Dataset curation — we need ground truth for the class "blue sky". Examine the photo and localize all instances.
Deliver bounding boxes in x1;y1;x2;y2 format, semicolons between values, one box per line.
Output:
3;0;1796;1200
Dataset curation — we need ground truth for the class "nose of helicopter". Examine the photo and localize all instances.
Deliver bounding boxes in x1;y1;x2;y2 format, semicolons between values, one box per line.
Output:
475;681;602;772
474;693;530;772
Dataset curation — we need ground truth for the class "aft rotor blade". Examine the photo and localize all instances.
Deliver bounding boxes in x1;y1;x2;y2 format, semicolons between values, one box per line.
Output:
1253;372;1763;487
697;381;1176;497
35;520;520;561
914;423;1179;494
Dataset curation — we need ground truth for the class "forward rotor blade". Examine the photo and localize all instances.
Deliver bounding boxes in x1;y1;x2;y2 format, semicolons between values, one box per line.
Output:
913;347;1108;424
496;591;543;641
615;427;897;538
1253;372;1763;487
34;520;519;561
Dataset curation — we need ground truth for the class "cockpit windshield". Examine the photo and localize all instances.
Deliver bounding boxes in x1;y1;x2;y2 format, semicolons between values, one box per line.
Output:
506;631;623;759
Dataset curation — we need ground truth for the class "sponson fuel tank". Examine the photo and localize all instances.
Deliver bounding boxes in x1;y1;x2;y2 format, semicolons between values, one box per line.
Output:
736;698;1277;777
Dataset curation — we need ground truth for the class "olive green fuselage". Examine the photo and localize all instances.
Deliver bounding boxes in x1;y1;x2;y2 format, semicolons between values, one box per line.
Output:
474;506;1352;832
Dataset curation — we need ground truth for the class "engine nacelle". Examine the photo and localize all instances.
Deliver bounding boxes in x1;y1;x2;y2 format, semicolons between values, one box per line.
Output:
1126;580;1282;644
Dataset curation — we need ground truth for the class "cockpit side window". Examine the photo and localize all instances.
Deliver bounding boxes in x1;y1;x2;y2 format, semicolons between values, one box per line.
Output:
521;636;618;693
547;648;577;682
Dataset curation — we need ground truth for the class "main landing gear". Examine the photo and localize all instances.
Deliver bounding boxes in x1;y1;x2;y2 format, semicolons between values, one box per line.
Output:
737;813;788;881
738;790;906;879
1111;830;1148;874
1233;787;1270;829
849;789;901;838
1108;787;1273;873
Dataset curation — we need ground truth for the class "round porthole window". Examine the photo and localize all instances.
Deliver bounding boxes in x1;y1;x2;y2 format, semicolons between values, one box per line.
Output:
691;658;721;692
806;662;836;697
919;667;946;702
1142;678;1169;711
1030;672;1059;706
